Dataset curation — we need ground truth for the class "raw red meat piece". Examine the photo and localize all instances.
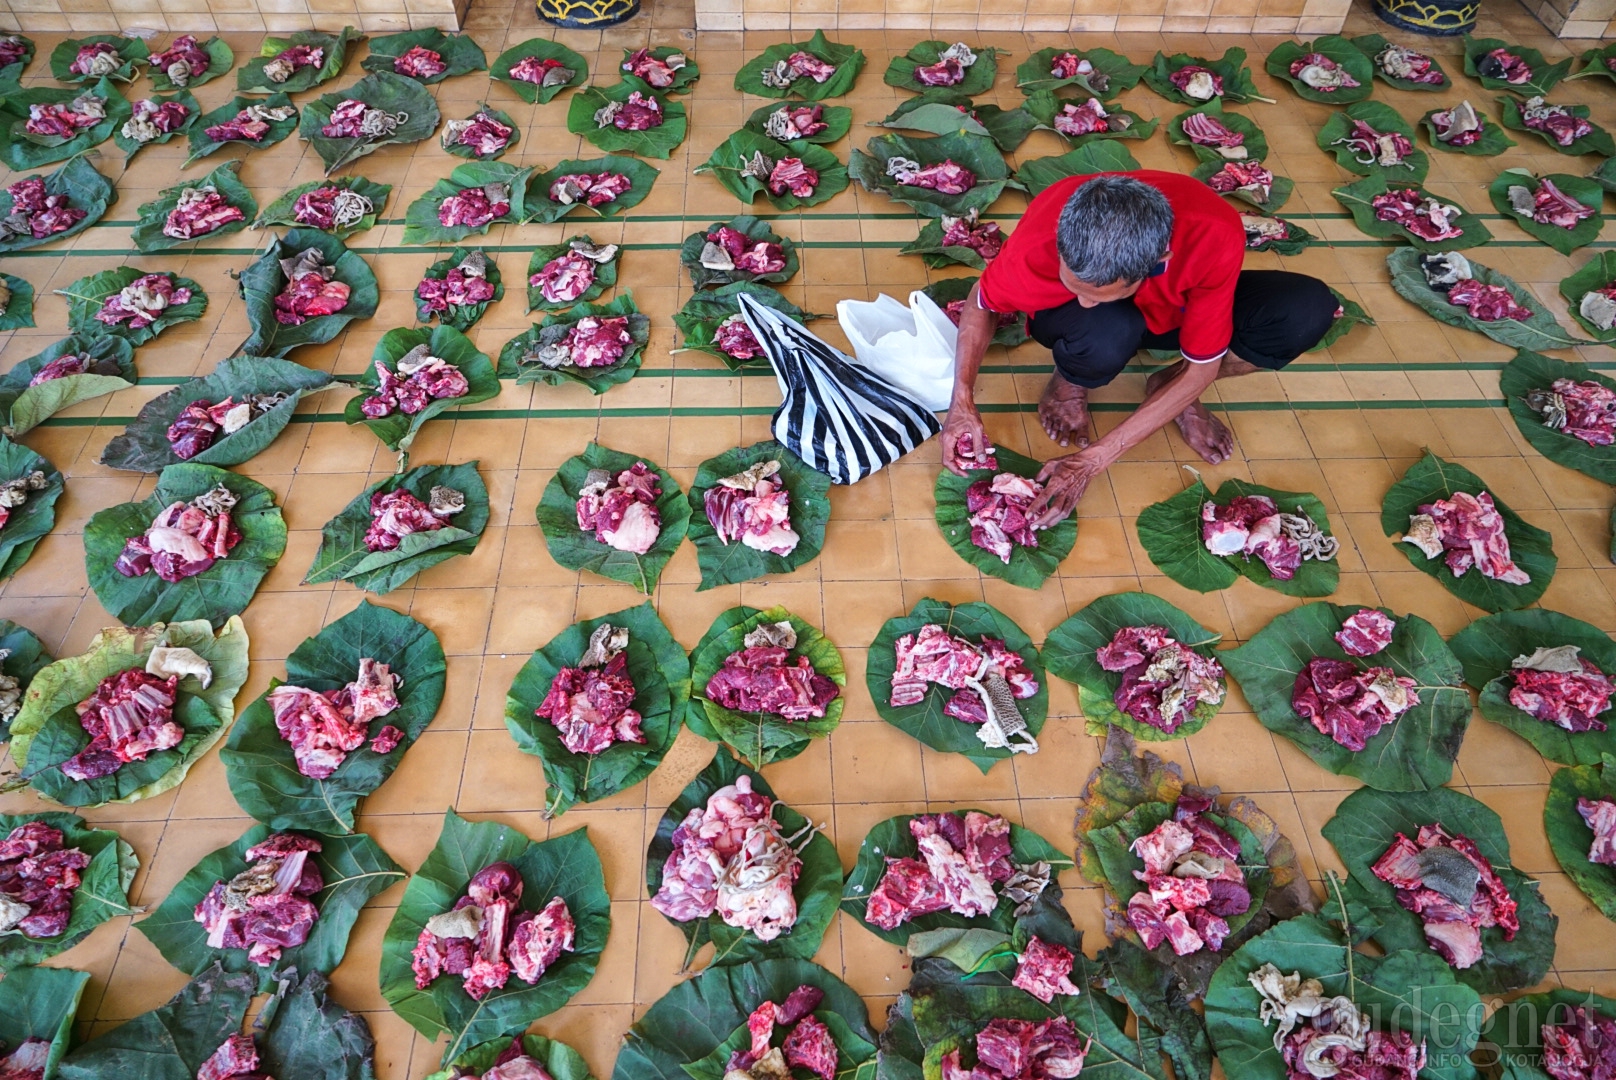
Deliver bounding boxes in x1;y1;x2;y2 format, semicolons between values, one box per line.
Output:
24;94;106;138
703;458;799;556
891;159;977;195
1332;119;1413;167
95;273;193;330
713;314;762;359
1052;98;1112;137
939;1017;1091;1080
361;352;468;418
122;98;192;145
622;47;685;88
443;109;514;157
782;1016;838;1080
1050;52;1095;81
864;856;949;929
601;90;662;131
1431;102;1483;145
1097;625;1226;735
764;104;826;140
115;486;242;584
1522;96;1594;146
68;42;119;76
866;812;1015;930
705;645;839;719
1169;64;1223;98
1371;188;1465;242
530;252;597;304
1542;1005;1616;1080
965;470;1042;564
1275;1017;1425;1080
548;171;632;208
1371;823;1518;969
1291;656;1420;751
59;670;184;783
291;185;371;230
0;36;30;69
0;821;89;940
268;43;323;74
556;316;631;368
437;185;510;230
393;44;446;79
1539;377;1616;447
162;184;245;240
369;724;403;754
1446;278;1531;322
165;396;275;459
1375;42;1444;85
727;987;829;1076
889;623;1038;727
1509;660;1614;733
1011;935;1081;1003
1579;797;1616;866
193;832;322;967
914;44;976;88
1181;111;1244;149
149;35;210;85
940;212;1003;260
0;1037;51;1080
413;863;574;998
319;98;374;138
1201;494;1303;579
507;895;575;984
268;657;399;778
415;263;496;318
535;648;645;754
1517;177;1595;229
1335;609;1396;657
273;269;350;326
479;1040;557;1080
196;1034;263;1080
1124;796;1248;956
28;354;93;385
364;488;452;551
509;54;572;86
705;225;786;275
575;462;662;554
1204;160;1274;202
1403;490;1530;585
767;158;819;199
1288;52;1361;91
3;177;87;240
204;103;293;143
785;51;836;83
1480;47;1532;84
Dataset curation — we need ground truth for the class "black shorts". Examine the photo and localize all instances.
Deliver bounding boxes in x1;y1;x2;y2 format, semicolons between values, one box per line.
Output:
1026;269;1339;389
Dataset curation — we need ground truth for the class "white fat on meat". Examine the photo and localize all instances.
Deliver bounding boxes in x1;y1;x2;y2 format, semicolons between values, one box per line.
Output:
146;644;213;688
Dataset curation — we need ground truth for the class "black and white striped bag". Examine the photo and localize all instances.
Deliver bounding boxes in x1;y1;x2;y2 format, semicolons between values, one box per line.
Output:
737;292;941;485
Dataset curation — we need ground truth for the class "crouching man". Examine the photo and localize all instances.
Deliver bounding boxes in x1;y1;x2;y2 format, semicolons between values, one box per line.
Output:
941;170;1339;527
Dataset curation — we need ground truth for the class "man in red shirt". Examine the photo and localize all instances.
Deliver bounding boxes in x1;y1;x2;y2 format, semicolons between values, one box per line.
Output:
941;170;1337;526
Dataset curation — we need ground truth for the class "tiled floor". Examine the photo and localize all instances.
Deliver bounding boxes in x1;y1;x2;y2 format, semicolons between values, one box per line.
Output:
1;3;1615;1078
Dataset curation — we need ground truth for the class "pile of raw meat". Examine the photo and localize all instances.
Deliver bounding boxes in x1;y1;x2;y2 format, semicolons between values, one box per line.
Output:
703;459;799;556
267;657;402;778
1331;119;1413;169
519;313;633;370
166;394;288;459
914;42;977;87
273;248;349;326
700;225;786;277
320;99;406;140
594;90;663;131
441;109;514;157
1527;377;1616;447
1541;1005;1616;1080
291;184;374;230
416;250;495;320
865;811;1037;930
68;41;120;77
939;1017;1090;1080
1521;96;1593;147
549;171;633;209
364;484;464;553
1097;625;1226;735
0;470;46;533
712;314;763;360
0;34;30;70
1370;188;1465;242
766;156;817;199
1292;610;1419;751
1051;98;1128;138
0;1036;50;1080
1430;100;1483;146
1506;177;1595;229
260;43;324;83
888;622;1039;753
1241;214;1293;249
361;346;469;419
759;50;838;91
1170;64;1223;100
95;272;192;330
1506;644;1615;732
1204;161;1273;202
575;462;661;554
705;621;839;720
393;44;446;79
963;453;1044;566
24;93;106;139
1374;41;1445;85
411;862;576;1000
508;54;575;88
1050;51;1110;92
161;183;245;241
1011;935;1082;1003
0;820;89;939
197;1034;269;1080
1202;494;1337;580
651;773;807;942
1578;282;1616;332
203;103;295;143
885;157;976;196
1372;823;1518;968
58;645;213;781
1124;794;1250;956
438;182;510;230
1478;47;1533;83
1334;609;1397;657
1181;111;1246;158
452;1040;557;1080
940;210;1003;261
1289;51;1359;91
148;34;211;87
535;624;645;755
1401;490;1531;585
1248;962;1427;1080
623;47;686;88
29;351;117;384
1579;797;1616;866
528;239;617;304
724;986;838;1080
2;177;86;242
193;832;323;967
763;104;828;141
1419;252;1532;322
115;483;242;584
121;97;192;145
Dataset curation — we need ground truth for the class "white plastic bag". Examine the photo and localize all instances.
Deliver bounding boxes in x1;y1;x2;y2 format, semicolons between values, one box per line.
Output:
835;290;958;412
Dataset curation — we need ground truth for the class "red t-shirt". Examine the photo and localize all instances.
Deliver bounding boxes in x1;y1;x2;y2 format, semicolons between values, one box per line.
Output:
978;170;1244;363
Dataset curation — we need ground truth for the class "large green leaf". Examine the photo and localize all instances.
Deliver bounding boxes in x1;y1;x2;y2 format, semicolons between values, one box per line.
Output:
1348;34;1451;91
416;247;503;331
1488;168;1604;254
695;130;847;211
304;462;488;594
536;443;689;593
360;28;485;83
499;293;649;394
1572;42;1616;83
257;970;378;1080
114;91;201;160
489;38;588;104
1023;90;1157;146
849;130;1008;219
527;156;661;223
1191;156;1293;212
840;811;1073;947
885;41;999;96
237;27;361;94
0;35;35;82
9;616;249;808
1092;939;1213;1080
145;35;233;91
1545;759;1616;922
1265;37;1374;103
184;93;297;167
402;161;533;243
1205;913;1481;1080
441;102;519;160
1012;140;1140;198
253;176;391;239
0;334;133;436
565;79;687;159
61;266;205;348
0;153;115;254
0;619;53;742
99;356;333;473
1418;103;1516;156
1142;48;1269;105
1478;987;1616;1080
526;234;618;311
56;965;254;1080
1016;46;1145;96
1167;97;1268;163
48;35;145;83
379;811;610;1063
426;1034;596;1080
84;463;285;629
0;964;89;1080
1558;250;1616;343
615;959;875;1080
0;273;33;330
1222;603;1470;790
131;158;257;254
744;100;852;144
136;825;403;989
343;326;497;455
1379;450;1556;612
1387;248;1588;352
645;751;842;968
0;437;61;585
1447;608;1616;766
504;602;687;818
299;72;440;175
1316;100;1428;181
680;215;798;289
1045;592;1223;741
687;605;844;769
1463;35;1572;97
238;229;378;357
1499;349;1616;482
0;812;134;970
867;598;1047;774
1333;175;1492;252
872;91;1040;153
0;78;130;170
221;601;446;833
1314;289;1374;352
734;30;865;100
1321;786;1558;994
933;446;1075;588
671;281;813;368
686;441;830;589
1137;475;1339;597
1495;94;1614;157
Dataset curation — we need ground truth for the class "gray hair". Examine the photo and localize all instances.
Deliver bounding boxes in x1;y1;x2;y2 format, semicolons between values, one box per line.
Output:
1056;175;1174;286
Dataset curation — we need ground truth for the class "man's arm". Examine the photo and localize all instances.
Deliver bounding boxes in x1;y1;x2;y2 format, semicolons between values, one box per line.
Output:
939;281;998;475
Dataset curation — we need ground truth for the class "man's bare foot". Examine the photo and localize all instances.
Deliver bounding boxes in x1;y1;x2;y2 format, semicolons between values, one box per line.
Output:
1175;400;1235;464
1038;374;1091;448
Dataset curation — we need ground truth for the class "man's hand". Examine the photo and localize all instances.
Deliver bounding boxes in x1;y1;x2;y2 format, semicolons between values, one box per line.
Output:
940;401;989;477
1030;445;1115;528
